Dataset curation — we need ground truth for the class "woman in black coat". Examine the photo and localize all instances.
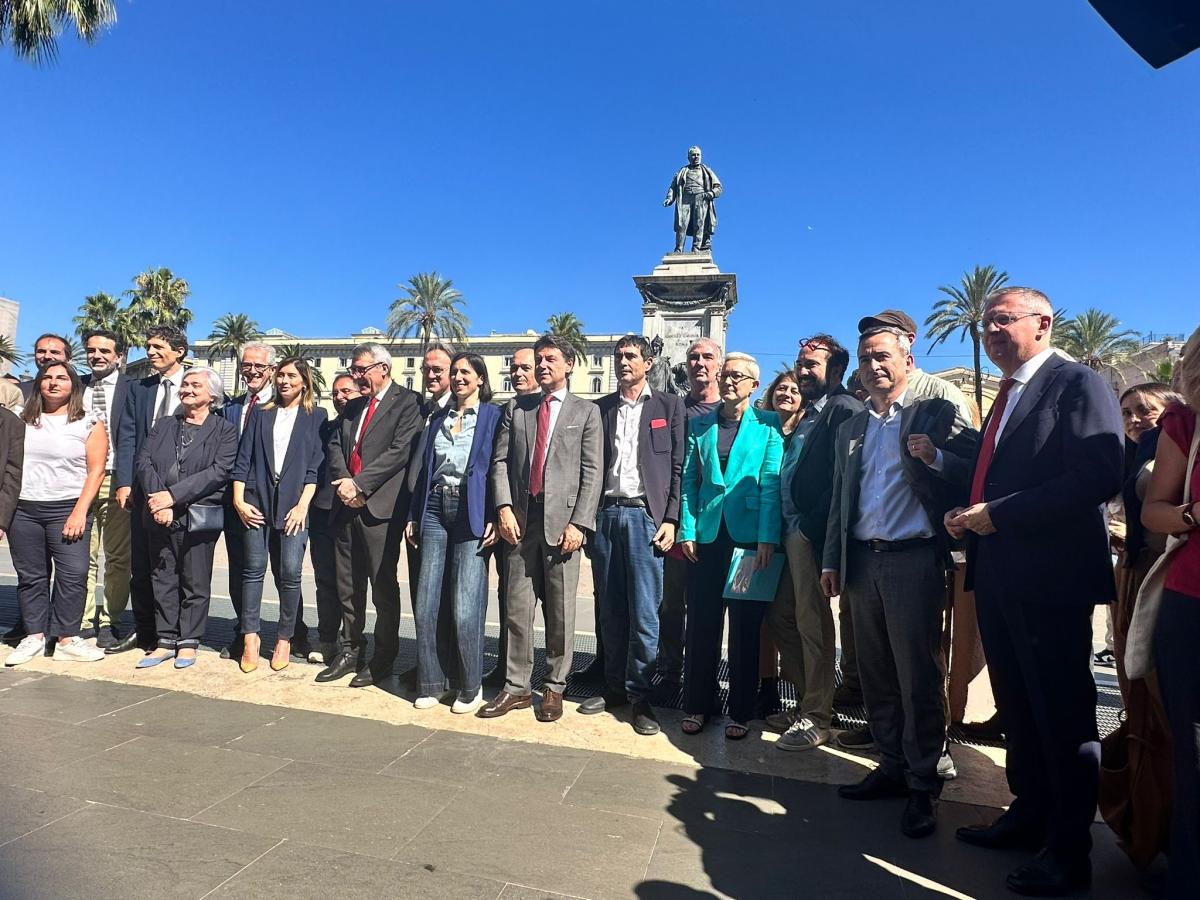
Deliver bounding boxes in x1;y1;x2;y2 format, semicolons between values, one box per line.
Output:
230;357;327;672
133;367;238;670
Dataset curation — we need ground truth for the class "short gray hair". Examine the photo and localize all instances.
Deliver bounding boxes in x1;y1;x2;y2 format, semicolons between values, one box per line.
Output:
724;352;760;381
985;286;1054;319
860;326;912;356
352;342;392;369
687;338;723;362
239;341;277;365
183;366;225;406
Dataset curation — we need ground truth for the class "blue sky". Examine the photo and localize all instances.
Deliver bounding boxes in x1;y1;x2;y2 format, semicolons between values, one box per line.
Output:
2;1;1197;376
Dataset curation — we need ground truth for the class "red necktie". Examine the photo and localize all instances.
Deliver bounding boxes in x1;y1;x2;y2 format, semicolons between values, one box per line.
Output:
969;378;1016;505
242;393;258;432
348;395;378;477
528;393;553;497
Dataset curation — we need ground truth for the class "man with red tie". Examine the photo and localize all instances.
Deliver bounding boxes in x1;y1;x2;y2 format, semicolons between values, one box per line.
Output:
480;333;603;722
316;342;423;688
946;287;1123;897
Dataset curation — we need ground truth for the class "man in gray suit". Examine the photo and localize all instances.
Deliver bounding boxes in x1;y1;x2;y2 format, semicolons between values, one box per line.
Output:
480;334;603;722
820;326;977;839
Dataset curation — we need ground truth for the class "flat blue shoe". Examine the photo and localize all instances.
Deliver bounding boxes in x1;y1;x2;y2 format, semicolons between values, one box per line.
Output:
174;656;197;669
135;652;175;669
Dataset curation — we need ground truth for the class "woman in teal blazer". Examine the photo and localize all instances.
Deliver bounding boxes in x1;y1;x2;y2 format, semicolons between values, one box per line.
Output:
678;352;783;739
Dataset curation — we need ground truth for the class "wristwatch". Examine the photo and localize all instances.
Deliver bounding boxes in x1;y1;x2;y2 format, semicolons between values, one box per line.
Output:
1184;502;1198;528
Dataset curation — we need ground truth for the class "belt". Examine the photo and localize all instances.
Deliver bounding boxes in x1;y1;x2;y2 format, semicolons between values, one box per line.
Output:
852;537;935;553
433;483;460;495
603;496;647;509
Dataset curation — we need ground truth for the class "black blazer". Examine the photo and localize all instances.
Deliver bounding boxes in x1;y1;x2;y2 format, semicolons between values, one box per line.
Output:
326;383;423;520
0;409;24;531
116;373;174;491
80;372;131;453
312;413;343;511
134;413;239;520
594;388;686;527
785;386;861;560
1122;427;1161;564
230;405;328;529
965;354;1124;606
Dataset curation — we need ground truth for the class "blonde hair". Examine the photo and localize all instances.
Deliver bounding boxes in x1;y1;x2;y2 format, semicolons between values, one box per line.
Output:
724;352;759;382
1176;325;1200;408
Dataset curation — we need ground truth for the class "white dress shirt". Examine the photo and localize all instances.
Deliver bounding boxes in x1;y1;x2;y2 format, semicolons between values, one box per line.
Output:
994;347;1055;440
354;381;392;444
241;385;273;434
152;368;185;425
528;387;569;467
272;405;299;477
605;384;650;498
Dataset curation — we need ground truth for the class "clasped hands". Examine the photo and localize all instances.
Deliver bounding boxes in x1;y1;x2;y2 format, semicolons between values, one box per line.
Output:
332;477;366;508
496;505;584;554
147;490;175;527
944;503;996;538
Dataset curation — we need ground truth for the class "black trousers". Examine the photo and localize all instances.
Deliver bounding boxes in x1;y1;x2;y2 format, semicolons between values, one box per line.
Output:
146;521;219;649
683;525;765;723
9;500;91;638
335;507;403;677
127;492;158;648
975;584;1098;860
309;505;340;645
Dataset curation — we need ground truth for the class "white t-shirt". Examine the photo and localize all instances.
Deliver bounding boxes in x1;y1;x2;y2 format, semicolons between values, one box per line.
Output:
20;410;104;502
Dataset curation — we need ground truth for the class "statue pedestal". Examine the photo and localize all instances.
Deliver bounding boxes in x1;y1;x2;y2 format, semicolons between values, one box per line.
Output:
635;252;738;378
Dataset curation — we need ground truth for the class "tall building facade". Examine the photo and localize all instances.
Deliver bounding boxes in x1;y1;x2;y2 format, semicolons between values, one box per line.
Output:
0;297;19;376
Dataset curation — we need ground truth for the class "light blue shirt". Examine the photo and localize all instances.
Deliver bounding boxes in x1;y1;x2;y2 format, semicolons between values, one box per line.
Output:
432;406;477;487
780;394;827;534
851;393;934;542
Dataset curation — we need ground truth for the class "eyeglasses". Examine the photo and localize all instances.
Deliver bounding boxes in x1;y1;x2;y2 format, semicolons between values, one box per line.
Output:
720;371;755;384
348;361;384;377
982;312;1042;329
240;362;273;373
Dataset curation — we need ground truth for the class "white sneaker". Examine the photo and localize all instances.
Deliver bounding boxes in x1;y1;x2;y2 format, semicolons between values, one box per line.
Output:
452;689;484;715
5;635;45;666
938;750;958;780
414;691;453;710
54;636;105;662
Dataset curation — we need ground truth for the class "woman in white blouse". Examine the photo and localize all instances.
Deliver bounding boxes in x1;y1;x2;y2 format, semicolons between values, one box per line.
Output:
5;363;107;667
231;358;327;673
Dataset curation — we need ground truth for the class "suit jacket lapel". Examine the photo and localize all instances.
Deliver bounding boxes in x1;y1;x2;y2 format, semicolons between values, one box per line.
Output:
845;412;869;524
724;411;758;487
360;388;390;443
260;408;277;474
994;359;1058;458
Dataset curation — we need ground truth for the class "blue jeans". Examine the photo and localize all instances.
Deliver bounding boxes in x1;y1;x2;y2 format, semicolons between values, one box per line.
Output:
241;523;308;639
415;486;488;699
590;503;663;702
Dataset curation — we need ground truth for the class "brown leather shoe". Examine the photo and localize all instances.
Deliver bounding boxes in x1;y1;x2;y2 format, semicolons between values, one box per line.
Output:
477;691;532;718
536;689;563;722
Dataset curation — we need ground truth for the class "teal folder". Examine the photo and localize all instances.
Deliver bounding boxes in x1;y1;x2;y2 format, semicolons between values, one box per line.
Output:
722;547;785;601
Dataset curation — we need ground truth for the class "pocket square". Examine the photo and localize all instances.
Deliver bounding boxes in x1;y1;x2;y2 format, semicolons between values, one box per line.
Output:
650;418;668;429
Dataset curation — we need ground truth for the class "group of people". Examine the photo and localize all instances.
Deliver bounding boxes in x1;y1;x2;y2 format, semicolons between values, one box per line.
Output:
1;290;1198;899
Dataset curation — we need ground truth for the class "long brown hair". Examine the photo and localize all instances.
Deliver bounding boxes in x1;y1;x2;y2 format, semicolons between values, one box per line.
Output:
21;362;86;426
264;357;315;414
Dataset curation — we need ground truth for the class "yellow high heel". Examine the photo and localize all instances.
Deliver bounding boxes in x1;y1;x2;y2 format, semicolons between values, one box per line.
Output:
270;640;290;672
239;634;260;674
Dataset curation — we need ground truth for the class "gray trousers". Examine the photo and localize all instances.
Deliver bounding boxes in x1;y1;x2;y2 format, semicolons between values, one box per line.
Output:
767;531;836;728
843;540;947;793
502;501;580;695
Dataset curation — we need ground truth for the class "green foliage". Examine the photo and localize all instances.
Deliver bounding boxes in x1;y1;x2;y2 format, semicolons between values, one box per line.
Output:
1;0;117;64
123;267;193;341
387;272;469;349
61;336;88;367
1152;359;1174;384
207;314;262;363
1052;308;1141;372
924;264;1009;413
73;291;138;351
0;334;24;366
546;312;589;366
276;342;326;395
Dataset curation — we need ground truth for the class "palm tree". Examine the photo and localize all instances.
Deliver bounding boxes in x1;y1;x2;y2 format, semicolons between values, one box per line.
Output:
276;342;326;395
0;335;24;367
1;0;116;64
1053;309;1141;373
206;314;261;363
546;312;589;365
1151;358;1174;385
925;265;1009;412
73;291;137;350
387;272;469;348
61;337;88;367
123;267;193;343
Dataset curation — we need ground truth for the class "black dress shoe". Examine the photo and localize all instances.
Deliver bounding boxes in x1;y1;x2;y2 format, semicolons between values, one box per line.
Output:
901;791;937;838
350;668;388;688
838;768;909;801
95;626;119;650
631;700;660;735
105;631;140;655
577;692;628;715
956;815;1044;851
315;652;363;683
1005;850;1090;897
3;623;28;645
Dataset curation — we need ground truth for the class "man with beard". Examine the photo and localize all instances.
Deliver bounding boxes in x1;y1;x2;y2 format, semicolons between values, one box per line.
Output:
766;335;858;750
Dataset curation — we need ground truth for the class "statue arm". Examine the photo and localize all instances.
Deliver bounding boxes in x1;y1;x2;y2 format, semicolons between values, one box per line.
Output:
663;174;678;206
707;168;723;200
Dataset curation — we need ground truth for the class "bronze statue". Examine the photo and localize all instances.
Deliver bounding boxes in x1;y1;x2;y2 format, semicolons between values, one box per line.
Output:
663;146;723;253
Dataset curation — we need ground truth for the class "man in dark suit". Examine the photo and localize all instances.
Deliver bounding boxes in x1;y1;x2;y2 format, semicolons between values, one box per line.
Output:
821;326;977;839
316;342;422;688
480;333;603;723
947;287;1123;896
79;329;132;648
110;324;189;654
766;334;858;750
307;372;361;665
576;335;684;736
0;406;24;547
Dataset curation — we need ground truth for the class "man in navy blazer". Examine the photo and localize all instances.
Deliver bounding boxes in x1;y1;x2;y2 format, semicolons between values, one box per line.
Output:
946;287;1123;896
577;335;685;736
110;324;189;654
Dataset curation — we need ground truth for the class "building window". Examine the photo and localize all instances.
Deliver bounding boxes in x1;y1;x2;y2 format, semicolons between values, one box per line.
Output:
406;357;415;369
405;376;414;390
338;357;349;368
502;377;512;392
503;356;513;366
591;377;602;394
592;354;604;368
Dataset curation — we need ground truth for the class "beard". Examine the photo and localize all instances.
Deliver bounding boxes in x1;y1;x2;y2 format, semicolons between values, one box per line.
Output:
798;376;827;401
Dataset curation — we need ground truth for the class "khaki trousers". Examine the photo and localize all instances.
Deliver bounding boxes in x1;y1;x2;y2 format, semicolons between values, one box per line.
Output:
81;473;131;630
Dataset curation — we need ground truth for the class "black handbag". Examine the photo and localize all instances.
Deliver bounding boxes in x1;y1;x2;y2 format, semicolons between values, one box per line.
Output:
184;504;225;533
